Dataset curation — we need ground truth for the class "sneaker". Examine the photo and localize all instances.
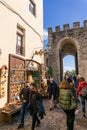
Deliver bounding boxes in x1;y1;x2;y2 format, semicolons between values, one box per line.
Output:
17;124;24;129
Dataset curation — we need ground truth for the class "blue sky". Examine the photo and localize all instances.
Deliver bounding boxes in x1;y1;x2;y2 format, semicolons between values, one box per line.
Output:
43;0;87;72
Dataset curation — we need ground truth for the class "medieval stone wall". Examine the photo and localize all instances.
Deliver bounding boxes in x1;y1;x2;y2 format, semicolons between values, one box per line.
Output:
48;20;87;83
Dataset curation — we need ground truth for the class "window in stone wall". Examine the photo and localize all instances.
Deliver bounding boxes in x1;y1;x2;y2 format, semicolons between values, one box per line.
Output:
29;0;36;16
16;25;25;56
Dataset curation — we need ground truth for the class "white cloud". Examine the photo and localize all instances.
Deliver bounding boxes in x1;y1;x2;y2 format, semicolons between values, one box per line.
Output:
43;29;48;40
64;66;75;72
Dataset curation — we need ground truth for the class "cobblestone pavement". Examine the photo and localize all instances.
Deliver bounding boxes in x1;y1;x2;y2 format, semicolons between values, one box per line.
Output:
0;99;87;130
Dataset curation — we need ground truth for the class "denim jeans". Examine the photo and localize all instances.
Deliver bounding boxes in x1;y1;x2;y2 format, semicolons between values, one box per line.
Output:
80;96;86;113
20;102;28;124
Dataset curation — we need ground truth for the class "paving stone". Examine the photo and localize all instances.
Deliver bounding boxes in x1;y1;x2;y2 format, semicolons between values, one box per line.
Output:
0;99;87;130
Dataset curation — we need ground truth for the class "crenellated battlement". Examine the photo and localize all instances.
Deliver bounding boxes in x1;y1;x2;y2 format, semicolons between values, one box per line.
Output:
48;20;87;33
47;20;87;84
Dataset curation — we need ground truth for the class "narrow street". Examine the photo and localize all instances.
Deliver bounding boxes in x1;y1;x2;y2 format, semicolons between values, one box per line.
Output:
0;99;87;130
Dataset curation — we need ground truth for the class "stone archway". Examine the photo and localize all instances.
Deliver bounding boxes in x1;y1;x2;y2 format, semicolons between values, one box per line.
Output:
47;37;79;83
58;38;78;81
47;21;87;83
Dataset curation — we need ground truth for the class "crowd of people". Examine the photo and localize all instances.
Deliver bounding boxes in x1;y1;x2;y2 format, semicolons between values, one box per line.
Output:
17;81;46;130
17;73;87;130
59;73;87;130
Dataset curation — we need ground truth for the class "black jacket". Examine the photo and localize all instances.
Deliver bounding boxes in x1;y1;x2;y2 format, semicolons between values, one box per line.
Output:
19;86;30;102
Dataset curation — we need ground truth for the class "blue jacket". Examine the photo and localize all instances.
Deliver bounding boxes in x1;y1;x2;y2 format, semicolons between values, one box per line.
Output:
48;80;59;100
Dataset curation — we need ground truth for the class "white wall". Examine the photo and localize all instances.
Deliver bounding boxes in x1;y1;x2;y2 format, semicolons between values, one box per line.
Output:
0;0;43;107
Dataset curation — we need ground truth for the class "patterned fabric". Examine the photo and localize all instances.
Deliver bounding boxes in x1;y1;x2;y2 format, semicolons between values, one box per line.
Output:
59;89;71;110
59;88;77;110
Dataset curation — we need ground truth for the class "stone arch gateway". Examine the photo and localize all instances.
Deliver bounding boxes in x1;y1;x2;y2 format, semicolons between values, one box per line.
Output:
47;20;87;83
58;37;78;82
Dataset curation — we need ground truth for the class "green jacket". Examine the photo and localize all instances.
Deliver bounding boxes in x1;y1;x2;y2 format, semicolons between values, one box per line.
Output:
59;88;77;110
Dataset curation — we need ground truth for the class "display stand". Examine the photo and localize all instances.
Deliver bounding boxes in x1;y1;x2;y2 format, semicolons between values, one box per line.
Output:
8;54;25;103
1;105;21;123
8;55;42;103
1;55;43;123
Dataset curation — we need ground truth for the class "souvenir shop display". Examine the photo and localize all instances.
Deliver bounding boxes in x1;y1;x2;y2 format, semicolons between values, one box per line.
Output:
0;65;8;98
8;55;42;103
8;55;25;103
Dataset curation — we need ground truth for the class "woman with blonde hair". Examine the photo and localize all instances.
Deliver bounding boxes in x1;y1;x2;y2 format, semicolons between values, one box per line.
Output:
59;80;77;130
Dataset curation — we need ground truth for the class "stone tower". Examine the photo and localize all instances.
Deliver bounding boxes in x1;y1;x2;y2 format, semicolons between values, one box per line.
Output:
47;20;87;83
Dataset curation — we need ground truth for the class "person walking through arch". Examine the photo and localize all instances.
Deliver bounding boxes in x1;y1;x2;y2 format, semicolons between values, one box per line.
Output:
59;80;77;130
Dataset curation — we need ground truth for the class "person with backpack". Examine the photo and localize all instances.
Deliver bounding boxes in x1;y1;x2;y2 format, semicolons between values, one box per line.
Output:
59;80;77;130
77;77;87;117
